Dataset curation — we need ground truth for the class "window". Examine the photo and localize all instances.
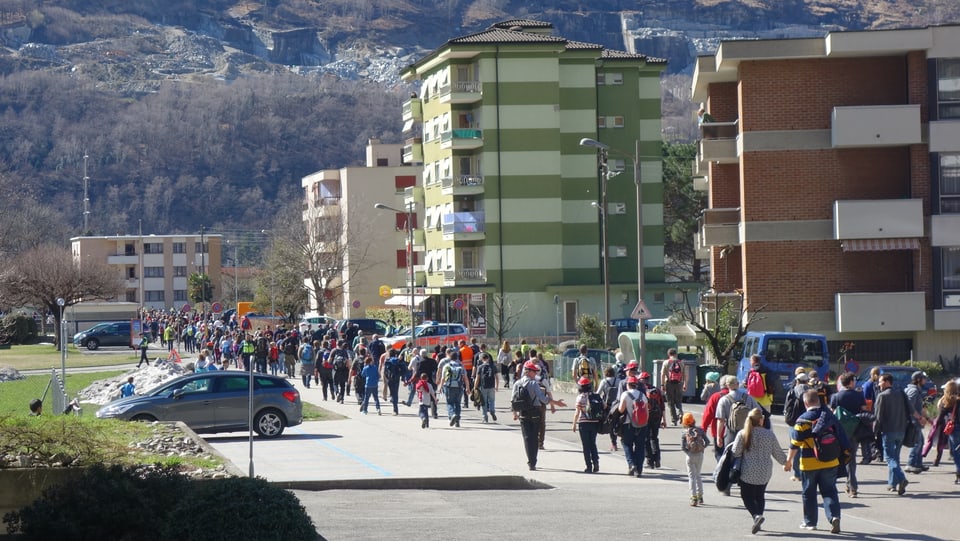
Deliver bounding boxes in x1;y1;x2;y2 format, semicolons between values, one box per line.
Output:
940;154;960;213
608;202;626;215
127;267;136;278
174;266;187;277
563;301;578;334
653;292;665;304
144;266;164;278
377;158;389;166
937;58;960;119
145;290;165;302
194;242;207;253
610;159;626;172
144;243;163;254
174;290;188;301
607;72;623;85
395;213;418;231
172;242;185;254
125;291;137;302
597;116;624;129
943;247;960;292
124;243;136;256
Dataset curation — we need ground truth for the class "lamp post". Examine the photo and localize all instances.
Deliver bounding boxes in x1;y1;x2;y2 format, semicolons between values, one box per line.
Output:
56;297;66;382
374;202;416;333
580;137;645;361
590;197;612;349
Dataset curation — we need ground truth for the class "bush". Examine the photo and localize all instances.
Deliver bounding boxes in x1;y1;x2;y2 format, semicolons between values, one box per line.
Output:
1;313;38;344
577;313;604;349
159;477;317;541
4;464;189;540
886;360;944;381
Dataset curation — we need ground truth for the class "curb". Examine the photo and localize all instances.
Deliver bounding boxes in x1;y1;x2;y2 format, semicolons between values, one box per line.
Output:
271;475;553;492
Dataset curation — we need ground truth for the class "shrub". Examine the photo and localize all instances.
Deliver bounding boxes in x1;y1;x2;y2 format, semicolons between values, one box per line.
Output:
577;313;604;349
886;360;944;381
1;313;38;344
4;463;189;540
159;477;317;541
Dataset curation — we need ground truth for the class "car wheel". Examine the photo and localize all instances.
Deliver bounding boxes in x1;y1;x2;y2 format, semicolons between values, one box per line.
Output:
86;339;100;351
254;409;286;438
131;414;158;423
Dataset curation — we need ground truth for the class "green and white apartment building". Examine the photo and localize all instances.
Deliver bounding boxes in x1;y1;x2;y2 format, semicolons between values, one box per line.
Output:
388;19;678;340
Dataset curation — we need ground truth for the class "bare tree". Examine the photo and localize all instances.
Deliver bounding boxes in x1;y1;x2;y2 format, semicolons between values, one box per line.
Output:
670;289;765;373
486;293;528;345
255;247;310;324
268;200;375;316
0;245;123;350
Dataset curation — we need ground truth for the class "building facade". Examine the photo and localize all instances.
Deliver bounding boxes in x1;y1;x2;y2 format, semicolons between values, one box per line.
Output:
71;234;222;311
301;138;422;321
692;25;960;361
395;19;671;339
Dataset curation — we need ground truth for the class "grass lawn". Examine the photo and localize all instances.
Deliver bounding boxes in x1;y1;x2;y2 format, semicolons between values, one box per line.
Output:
0;371;126;416
0;343;139;371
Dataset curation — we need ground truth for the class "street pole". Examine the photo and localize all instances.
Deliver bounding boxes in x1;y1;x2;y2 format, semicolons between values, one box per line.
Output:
57;298;66;383
374;202;416;336
634;139;646;364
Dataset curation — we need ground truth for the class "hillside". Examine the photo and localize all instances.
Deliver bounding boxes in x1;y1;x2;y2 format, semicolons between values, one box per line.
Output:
0;0;957;248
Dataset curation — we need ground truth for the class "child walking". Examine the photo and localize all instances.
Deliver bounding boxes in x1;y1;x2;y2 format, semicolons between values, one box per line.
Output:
415;373;437;429
681;412;710;506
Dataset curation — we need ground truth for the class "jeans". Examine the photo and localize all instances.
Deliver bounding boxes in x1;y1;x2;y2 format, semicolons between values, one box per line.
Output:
360;385;380;413
846;444;859;492
268;361;279;376
300;364;314;388
480;387;496;420
882;431;906;487
445;385;463;420
950;431;960;472
386;378;400;413
800;466;840;527
578;421;599;468
739;481;767;518
621;424;648;474
405;382;416;406
419;404;431;426
646;418;661;466
908;426;925;469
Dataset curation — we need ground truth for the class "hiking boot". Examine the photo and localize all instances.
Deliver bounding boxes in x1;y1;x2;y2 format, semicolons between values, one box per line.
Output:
592;463;599;473
627;465;636;476
830;517;840;534
690;496;698;507
752;515;765;534
696;493;703;505
491;412;497;421
897;479;909;495
449;417;456;426
584;466;593;473
421;419;427;429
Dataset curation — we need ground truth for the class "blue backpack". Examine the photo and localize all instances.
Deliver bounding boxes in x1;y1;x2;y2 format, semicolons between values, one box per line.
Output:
301;343;314;363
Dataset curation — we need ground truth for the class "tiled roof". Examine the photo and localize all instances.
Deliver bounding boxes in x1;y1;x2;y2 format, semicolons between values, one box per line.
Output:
565;39;604;50
448;28;567;45
601;49;667;64
489;19;554;30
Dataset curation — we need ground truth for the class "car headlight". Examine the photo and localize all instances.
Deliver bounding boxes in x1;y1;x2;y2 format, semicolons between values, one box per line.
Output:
96;403;137;418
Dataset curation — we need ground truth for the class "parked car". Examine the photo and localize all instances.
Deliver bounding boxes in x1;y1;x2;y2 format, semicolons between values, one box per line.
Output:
73;321;133;350
334;318;393;340
381;322;469;350
855;365;938;399
96;371;302;438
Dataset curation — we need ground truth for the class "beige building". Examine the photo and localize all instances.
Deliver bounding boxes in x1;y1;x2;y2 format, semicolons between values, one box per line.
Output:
71;234;222;311
301;138;422;320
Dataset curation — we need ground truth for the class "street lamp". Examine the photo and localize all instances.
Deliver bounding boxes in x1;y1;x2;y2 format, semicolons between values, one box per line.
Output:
580;137;645;362
374;202;416;335
590;198;612;349
56;297;66;382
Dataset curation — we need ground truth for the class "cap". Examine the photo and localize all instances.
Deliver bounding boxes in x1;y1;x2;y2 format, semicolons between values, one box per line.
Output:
797;373;809;382
626;360;639;370
681;412;695;426
705;371;720;382
419;348;428;356
794;366;806;376
911;370;925;381
639;371;651;380
626;376;639;384
523;360;540;372
577;377;591;386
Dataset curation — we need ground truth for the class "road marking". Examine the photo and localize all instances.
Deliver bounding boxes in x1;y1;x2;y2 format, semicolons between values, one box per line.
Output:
289;426;393;476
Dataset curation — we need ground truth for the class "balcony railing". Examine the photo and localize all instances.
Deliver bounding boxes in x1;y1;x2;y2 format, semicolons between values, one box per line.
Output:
440;174;485;195
437;81;482;103
700;120;738;140
440;129;482;143
312;197;341;207
442;211;485;236
402;97;423;121
443;268;485;284
698;207;741;247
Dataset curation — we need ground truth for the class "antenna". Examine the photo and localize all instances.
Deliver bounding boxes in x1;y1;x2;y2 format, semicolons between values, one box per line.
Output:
82;153;90;232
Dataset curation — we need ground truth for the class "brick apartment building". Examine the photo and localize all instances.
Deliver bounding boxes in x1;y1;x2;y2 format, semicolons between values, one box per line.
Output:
692;25;960;362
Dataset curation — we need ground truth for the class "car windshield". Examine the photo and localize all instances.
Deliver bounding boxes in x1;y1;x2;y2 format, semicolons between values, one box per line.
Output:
763;338;825;370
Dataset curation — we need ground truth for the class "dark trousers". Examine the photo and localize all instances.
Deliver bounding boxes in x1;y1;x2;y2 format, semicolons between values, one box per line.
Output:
334;375;347;402
739;481;767;518
621;425;648;473
520;413;542;467
665;381;683;422
137;348;148;367
646;417;662;466
500;364;512;387
538;405;547;447
578;421;600;468
318;371;335;400
387;379;400;413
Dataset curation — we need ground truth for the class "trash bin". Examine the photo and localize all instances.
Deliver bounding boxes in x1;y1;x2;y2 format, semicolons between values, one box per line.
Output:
681;359;698;402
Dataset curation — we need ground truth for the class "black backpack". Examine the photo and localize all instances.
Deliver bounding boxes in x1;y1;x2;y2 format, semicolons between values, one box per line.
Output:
331;349;349;371
645;387;664;419
478;362;496;389
582;392;606;421
255;337;268;356
511;381;537;413
784;386;803;426
384;357;401;382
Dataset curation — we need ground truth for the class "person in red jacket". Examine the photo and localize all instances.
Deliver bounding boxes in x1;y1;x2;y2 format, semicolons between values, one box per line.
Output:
702;374;732;461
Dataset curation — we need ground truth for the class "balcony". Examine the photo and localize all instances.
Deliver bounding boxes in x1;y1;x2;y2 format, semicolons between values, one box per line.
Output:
403;186;424;208
440;129;483;150
402;97;423;121
302;197;341;221
698;207;741;247
831;105;921;148
692;176;708;192
402;137;423;164
442;211;485;241
931;214;960;246
833;199;923;240
108;254;139;265
699;120;738;164
443;268;486;285
835;291;925;332
441;174;485;196
437;80;482;104
412;228;425;249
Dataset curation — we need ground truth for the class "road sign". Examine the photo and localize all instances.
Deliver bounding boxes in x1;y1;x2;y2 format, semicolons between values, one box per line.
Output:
630;300;651;320
379;285;392;298
452;298;465;310
211;302;222;313
181;303;191;313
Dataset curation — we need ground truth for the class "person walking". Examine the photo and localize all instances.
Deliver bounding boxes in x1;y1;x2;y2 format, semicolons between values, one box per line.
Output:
497;341;512;388
572;376;602;473
640;371;666;469
511;361;563;470
359;356;381;415
660;348;686;425
734;408;787;534
136;333;150;368
932;380;959;482
439;355;468;427
785;389;845;533
415;373;437;429
905;371;933;474
829;371;868;497
874;373;912;495
297;340;316;389
474;352;499;423
618;375;649;477
598;366;620;452
680;412;710;507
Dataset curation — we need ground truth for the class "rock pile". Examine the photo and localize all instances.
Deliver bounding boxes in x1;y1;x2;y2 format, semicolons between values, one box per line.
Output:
129;423;234;479
77;358;189;405
0;366;25;382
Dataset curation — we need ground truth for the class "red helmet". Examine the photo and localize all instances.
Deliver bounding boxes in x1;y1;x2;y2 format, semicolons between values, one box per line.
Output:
523;360;540;372
577;377;591;386
626;360;639;370
639;371;651;380
626;376;639;384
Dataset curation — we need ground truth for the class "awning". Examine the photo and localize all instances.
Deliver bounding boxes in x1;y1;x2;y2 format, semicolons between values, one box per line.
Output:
402;119;414;132
384;295;427;306
841;238;920;252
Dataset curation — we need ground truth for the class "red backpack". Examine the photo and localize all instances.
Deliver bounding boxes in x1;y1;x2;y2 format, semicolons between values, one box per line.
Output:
667;359;683;382
629;391;649;427
746;369;766;398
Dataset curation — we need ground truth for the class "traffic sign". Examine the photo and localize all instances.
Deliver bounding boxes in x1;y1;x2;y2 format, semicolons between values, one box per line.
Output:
452;298;465;310
181;304;191;313
630;300;651;320
379;285;392;298
211;302;222;313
